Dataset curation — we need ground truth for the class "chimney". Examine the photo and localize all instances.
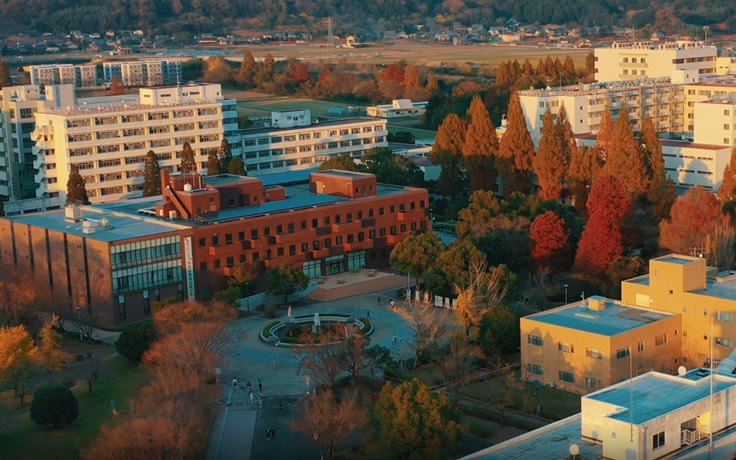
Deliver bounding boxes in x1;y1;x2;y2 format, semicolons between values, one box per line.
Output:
588;296;606;311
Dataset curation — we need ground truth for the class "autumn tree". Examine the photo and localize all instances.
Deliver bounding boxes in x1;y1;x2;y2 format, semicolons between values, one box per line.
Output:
641;116;677;219
393;300;450;367
718;147;736;206
574;175;631;275
596;102;615;159
153;300;237;336
567;145;599;213
367;378;460;460
585;52;596;79
37;317;65;379
255;53;275;88
603;105;648;195
530;211;571;271
660;186;720;254
142;150;161;196
389;232;444;290
266;264;309;305
294;390;367;460
706;215;736;271
214;262;257;308
288;59;311;85
66;165;90;205
319;154;361;171
378;63;405;100
403;64;421;93
228;157;246;176
453;264;509;337
607;256;644;291
109;74;125;95
0;325;38;404
462;95;498;191
237;50;258;86
206;149;220;175
498;89;535;195
219;139;232;170
202;56;232;83
30;385;78;428
425;240;486;295
534;108;566;200
431;113;467;197
179;142;196;173
0;58;11;88
294;331;349;390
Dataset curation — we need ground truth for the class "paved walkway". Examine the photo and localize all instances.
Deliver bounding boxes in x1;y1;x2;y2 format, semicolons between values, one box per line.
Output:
60;320;121;345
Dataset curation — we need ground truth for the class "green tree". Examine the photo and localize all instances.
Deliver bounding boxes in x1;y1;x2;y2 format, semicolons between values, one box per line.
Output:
266;265;309;305
367;378;460;460
115;322;156;362
215;263;256;308
642;116;677;219
389;232;444;290
533;108;566;200
318;154;361;171
498;89;535;195
0;325;38;404
477;305;519;358
426;240;486;295
180;142;196;173
30;385;79;428
142;150;162;196
206;149;220;175
66;165;90;205
387;131;416;144
364;147;424;187
0;58;11;88
228;157;246;176
462;95;498;191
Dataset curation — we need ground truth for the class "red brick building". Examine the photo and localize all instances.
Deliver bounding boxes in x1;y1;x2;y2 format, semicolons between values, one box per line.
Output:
0;169;430;325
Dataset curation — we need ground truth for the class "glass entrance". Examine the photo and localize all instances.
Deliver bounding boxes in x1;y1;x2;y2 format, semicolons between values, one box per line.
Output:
347;251;366;270
325;255;345;275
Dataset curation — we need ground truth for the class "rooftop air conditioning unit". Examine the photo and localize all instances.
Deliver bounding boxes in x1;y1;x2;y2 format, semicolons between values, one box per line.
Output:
169;210;178;219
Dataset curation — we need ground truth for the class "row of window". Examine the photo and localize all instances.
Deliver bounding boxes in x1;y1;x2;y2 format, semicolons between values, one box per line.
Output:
529;334;667;355
242;124;386;147
66;108;221;128
526;364;600;388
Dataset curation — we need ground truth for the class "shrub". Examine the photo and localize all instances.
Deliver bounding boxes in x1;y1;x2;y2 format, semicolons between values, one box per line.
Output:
264;305;278;319
30;385;79;428
262;320;281;338
359;317;372;334
115;321;156;362
466;420;491;437
280;336;299;344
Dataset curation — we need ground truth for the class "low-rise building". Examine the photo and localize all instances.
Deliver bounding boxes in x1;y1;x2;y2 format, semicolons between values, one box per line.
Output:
366;99;427;119
103;59;184;87
29;64;98;89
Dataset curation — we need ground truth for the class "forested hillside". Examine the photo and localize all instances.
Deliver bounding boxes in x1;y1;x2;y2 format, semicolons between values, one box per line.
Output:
1;0;733;35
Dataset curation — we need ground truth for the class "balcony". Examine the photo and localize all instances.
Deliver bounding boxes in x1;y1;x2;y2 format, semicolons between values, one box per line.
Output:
387;234;403;245
311;248;330;259
681;428;702;446
208;245;231;257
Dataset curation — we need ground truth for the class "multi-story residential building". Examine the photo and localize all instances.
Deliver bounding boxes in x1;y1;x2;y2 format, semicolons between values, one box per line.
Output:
0;85;76;205
693;98;736;146
31;83;239;205
521;254;736;395
683;80;736;132
240;109;388;175
29;64;98;89
594;41;717;82
0;169;430;325
103;60;184;87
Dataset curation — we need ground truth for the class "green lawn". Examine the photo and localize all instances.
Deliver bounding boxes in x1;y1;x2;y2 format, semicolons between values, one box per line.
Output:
0;356;149;460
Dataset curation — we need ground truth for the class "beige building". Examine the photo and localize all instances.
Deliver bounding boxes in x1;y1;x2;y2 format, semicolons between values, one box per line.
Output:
594;41;717;82
716;56;736;75
31;84;239;204
103;60;184;87
29;64;98;89
366;99;427;119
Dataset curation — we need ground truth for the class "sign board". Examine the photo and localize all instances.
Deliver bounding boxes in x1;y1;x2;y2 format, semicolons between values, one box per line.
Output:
183;236;195;299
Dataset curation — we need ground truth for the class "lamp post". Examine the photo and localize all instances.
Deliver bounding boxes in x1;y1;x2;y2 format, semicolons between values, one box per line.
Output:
564;284;569;304
76;306;82;341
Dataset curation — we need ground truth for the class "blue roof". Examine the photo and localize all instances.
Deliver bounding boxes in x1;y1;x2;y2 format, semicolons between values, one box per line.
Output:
527;300;671;336
257;168;317;186
199;193;341;222
587;372;736;424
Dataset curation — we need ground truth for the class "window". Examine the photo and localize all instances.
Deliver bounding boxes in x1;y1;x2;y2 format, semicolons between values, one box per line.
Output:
200;262;207;271
277;247;284;256
238;231;245;241
214;259;221;269
586;377;601;389
225;234;233;245
653;431;665;450
637;341;645;352
226;257;234;267
587;348;603;360
528;335;543;346
559;371;575;383
655;334;667;346
716;337;733;347
312;219;318;228
288;223;295;233
717;311;734;323
212;235;219;246
336;236;343;245
289;245;296;256
198;238;206;248
252;252;260;261
347;234;355;243
616;347;630;359
301;243;309;252
251;229;259;239
528;364;544;375
558;342;574;353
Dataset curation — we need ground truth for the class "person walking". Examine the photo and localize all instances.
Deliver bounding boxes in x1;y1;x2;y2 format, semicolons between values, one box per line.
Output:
271;426;276;439
273;357;278;369
258;377;263;392
367;309;370;319
246;380;252;393
266;428;271;441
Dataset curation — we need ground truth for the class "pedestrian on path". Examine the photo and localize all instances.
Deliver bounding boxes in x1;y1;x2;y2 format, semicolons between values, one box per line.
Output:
273;357;278;369
266;428;271;440
389;299;395;307
271;426;276;439
377;296;381;305
249;392;254;406
258;377;263;392
246;380;252;392
367;309;370;319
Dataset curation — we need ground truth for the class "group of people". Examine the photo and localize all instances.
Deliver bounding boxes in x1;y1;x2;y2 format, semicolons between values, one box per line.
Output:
265;426;277;440
232;377;263;393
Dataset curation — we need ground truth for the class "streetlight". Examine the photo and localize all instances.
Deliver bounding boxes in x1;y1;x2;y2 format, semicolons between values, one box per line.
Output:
564;285;568;304
76;306;82;341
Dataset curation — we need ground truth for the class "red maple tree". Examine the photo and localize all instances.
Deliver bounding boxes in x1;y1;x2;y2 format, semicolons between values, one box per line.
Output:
530;211;571;271
660;186;721;254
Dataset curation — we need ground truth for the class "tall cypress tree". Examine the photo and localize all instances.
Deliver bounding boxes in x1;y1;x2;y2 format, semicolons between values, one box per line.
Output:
498;89;535;195
219;139;232;171
142;150;162;197
66;166;90;205
640;116;676;218
431;113;467;198
534;108;566;200
604;105;648;196
556;104;576;196
206;149;221;175
238;50;258;87
228;157;247;176
462;95;498;191
568;146;599;214
0;58;11;88
596;102;615;161
180;142;197;173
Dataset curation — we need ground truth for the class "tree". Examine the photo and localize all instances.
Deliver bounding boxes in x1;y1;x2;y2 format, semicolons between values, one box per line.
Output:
115;322;156;362
533;108;566;200
66;165;90;205
718;147;736;205
643;116;677;219
453;264;509;337
142;150;162;197
0;58;11;88
214;262;256;308
228;157;246;176
294;330;349;390
660;186;721;254
367;378;460;460
37;317;65;378
603;105;648;195
206;149;220;175
498;89;535;195
0;325;38;404
403;64;421;92
153;300;237;337
462;95;498;191
109;74;125;95
30;385;78;428
426;240;485;294
238;50;258;86
585;52;596;79
387;131;416;144
477;305;519;358
202;56;232;83
596;102;615;159
266;265;309;305
179;142;196;173
530;211;571;271
441;332;482;401
706;215;736;271
294;390;367;460
431;113;467;198
0;200;4;217
574;176;631;275
393;300;450;367
567;145;599;214
607;256;644;290
341;333;372;384
219;139;232;171
389;232;444;290
319;154;360;171
364;147;424;187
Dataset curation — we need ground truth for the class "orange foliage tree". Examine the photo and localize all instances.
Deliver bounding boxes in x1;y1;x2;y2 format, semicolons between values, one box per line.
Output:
462;95;498;191
602;105;648;196
533;108;566;200
530;211;571;271
660;187;721;254
717;147;736;206
498;89;535;195
431;113;467;197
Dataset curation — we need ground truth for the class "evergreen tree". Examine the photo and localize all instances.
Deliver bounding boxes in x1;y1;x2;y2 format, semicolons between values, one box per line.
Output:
219;139;232;171
66;166;90;205
228;157;246;176
556;104;576;198
142;150;162;197
585;52;596;79
642;116;677;219
238;50;258;87
426;73;440;95
462;95;498;191
603;105;648;196
206;149;220;175
431;114;467;198
180;142;196;173
0;58;11;88
562;56;576;80
596;102;615;160
109;75;125;96
403;65;421;92
498;89;535;195
536;58;548;78
533;108;566;200
718;147;736;206
568;146;600;214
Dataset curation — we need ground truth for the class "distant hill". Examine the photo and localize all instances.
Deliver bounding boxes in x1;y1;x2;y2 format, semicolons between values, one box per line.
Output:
1;0;733;36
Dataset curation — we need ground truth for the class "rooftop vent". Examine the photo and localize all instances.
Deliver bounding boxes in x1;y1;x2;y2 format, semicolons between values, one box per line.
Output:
588;296;606;311
64;205;82;223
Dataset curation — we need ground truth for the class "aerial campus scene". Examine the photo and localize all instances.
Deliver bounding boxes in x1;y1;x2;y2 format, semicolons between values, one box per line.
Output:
2;1;736;459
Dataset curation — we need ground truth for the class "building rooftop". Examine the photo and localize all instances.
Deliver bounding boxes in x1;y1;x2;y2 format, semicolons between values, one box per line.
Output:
525;299;672;336
201;174;260;186
460;415;600;459
586;371;736;425
657;255;700;265
239;117;381;136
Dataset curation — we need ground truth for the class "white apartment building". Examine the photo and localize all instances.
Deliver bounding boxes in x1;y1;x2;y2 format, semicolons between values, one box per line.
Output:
240;109;388;175
103;60;184;87
683;81;736;132
693;98;736;147
594;41;717;82
32;84;239;204
366;99;428;118
0;85;76;206
29;64;98;89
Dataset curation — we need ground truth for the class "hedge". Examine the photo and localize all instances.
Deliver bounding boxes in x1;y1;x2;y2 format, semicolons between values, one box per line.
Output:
262;320;281;338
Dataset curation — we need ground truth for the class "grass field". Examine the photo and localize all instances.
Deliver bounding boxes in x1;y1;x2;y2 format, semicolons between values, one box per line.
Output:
0;355;148;460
